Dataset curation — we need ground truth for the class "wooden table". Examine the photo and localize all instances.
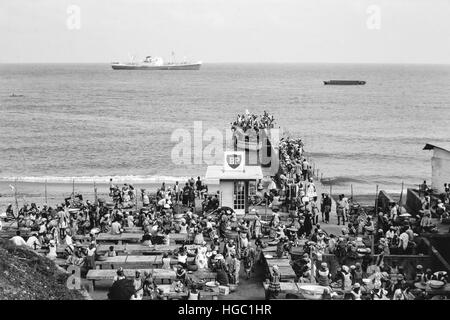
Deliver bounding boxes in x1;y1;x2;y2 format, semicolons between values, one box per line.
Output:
97;244;198;255
0;228;32;239
186;270;217;283
95;256;128;269
95;254;195;269
262;246;277;253
86;268;176;289
96;233;143;245
263;282;300;293
95;255;159;269
73;232;195;244
38;243;160;256
123;227;144;233
156;284;219;300
266;258;296;281
266;258;291;267
168;233;194;243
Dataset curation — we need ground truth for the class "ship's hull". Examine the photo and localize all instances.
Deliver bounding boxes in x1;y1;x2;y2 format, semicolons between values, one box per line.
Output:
324;80;366;85
111;63;201;70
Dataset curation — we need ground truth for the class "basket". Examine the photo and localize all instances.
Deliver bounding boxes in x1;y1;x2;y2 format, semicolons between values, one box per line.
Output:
331;289;345;300
429;280;445;289
219;285;230;295
206;281;218;288
229;284;238;292
298;285;326;300
431;295;447;300
187;264;198;272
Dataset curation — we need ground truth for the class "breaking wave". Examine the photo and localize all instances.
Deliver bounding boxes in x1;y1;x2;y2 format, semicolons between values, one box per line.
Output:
0;175;198;184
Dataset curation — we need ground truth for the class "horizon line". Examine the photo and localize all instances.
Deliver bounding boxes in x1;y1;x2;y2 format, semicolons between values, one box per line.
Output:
0;61;449;66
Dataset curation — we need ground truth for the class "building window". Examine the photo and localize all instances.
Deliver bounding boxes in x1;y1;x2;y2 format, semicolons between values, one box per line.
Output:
233;181;245;210
248;180;257;196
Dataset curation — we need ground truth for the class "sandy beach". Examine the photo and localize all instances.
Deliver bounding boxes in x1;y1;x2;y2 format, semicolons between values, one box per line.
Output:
0;179;221;212
0;177;399;214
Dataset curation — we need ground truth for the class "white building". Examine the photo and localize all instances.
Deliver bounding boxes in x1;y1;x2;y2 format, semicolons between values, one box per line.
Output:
205;151;263;215
423;143;450;193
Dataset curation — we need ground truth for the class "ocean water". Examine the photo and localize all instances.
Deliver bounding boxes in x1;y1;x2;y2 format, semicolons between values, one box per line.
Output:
0;63;449;198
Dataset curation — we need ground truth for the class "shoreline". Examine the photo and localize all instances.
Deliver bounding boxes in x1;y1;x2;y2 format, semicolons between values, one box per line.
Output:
0;179;399;211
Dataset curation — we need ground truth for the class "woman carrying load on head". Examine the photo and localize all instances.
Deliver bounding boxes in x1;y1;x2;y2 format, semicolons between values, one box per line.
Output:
266;265;281;300
242;246;256;279
253;213;262;239
215;256;229;286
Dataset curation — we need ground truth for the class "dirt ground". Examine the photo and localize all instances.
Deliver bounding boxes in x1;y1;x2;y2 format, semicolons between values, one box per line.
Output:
0;239;84;300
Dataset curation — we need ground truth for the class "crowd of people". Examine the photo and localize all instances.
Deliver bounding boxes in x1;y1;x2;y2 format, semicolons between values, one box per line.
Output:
418;181;450;225
262;195;449;300
260;178;450;300
231;110;275;133
108;181;137;208
278;137;305;179
268;255;449;300
3;174;449;300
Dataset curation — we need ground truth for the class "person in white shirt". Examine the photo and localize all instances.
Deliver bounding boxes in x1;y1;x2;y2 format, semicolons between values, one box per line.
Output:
306;178;317;200
10;231;27;246
385;226;396;245
110;220;122;235
393;283;406;300
64;233;73;246
126;213;135;227
114;268;126;282
177;249;188;266
398;229;409;253
157;198;166;208
26;233;41;250
390;202;398;221
47;240;57;260
342;195;349;222
86;242;97;269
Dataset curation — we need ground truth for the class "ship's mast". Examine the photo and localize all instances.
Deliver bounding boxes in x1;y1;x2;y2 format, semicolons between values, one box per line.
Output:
128;52;136;64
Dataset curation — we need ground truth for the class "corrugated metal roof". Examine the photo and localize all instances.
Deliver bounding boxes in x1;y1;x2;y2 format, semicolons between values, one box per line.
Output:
205;165;263;180
423;143;450;153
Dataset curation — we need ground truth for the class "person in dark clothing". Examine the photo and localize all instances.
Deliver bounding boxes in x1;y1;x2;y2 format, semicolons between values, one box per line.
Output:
195;176;202;197
215;258;229;286
182;183;191;205
323;194;332;223
176;264;187;283
303;211;313;236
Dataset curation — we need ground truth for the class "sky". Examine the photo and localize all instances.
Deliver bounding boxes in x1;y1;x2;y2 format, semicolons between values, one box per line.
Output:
1;0;449;63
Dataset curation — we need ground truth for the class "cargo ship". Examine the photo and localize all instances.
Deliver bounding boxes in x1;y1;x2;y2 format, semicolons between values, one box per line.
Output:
324;80;366;85
111;55;202;70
